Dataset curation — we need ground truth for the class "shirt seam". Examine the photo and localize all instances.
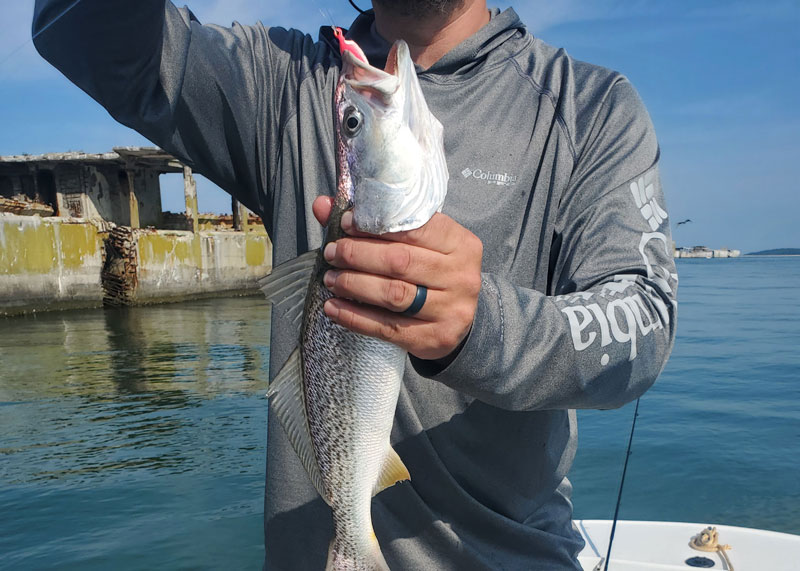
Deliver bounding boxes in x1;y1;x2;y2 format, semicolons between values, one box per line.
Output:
507;57;578;162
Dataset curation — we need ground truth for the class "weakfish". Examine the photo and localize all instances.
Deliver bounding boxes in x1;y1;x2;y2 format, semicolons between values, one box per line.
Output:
260;30;448;570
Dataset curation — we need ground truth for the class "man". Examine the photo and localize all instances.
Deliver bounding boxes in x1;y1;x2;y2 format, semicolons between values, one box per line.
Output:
33;0;678;568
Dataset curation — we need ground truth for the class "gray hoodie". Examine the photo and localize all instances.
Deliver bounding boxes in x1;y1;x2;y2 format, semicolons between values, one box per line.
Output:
33;3;678;569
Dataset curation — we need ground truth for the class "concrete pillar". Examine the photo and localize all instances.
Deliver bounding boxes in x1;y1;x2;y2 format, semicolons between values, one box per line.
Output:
126;169;140;229
183;166;198;233
232;197;248;232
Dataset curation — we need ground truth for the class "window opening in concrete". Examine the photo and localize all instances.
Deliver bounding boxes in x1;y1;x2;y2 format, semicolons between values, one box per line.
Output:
0;176;13;198
36;170;57;214
159;172;192;231
20;174;35;200
194;174;231;217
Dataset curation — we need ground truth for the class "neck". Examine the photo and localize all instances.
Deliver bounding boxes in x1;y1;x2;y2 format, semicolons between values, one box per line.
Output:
372;1;489;69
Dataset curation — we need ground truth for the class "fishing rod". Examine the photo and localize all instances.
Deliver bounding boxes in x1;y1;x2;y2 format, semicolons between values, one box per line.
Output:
599;397;641;571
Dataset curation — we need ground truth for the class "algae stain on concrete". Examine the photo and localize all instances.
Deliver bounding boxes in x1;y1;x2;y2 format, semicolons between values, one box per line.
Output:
139;233;198;267
0;219;58;274
60;224;100;269
245;237;267;267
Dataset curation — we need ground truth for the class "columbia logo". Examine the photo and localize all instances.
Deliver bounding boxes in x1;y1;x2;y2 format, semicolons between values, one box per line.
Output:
630;172;667;231
460;166;517;186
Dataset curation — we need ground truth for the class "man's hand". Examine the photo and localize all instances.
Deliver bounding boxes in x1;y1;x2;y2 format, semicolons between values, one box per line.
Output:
312;196;483;361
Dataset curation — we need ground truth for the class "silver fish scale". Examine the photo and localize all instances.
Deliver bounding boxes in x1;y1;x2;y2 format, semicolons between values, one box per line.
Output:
302;271;405;566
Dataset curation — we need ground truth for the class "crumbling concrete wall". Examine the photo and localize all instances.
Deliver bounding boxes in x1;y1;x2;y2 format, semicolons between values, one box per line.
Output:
79;165;163;227
134;229;272;302
0;213;105;314
1;214;272;315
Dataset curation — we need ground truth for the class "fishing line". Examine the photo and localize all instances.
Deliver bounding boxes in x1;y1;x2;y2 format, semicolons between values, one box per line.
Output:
1;0;364;73
0;0;85;72
602;397;641;571
306;0;340;30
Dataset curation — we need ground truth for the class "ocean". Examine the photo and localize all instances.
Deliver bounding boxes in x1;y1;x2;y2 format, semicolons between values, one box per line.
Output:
1;256;798;569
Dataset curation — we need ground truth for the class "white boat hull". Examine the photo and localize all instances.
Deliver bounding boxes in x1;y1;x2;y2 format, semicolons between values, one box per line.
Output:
576;520;800;570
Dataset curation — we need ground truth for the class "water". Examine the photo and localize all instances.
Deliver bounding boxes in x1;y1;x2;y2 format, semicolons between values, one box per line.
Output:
570;257;800;533
0;300;271;569
1;257;799;568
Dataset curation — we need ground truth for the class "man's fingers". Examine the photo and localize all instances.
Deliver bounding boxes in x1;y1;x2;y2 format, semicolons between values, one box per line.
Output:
324;270;440;319
323;238;450;288
323;298;453;359
341;211;468;255
312;196;334;227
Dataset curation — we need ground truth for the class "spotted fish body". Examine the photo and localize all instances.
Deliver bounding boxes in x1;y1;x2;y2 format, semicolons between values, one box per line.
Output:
261;36;448;570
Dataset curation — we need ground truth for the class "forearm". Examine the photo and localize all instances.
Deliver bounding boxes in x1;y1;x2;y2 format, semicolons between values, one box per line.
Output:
418;270;676;411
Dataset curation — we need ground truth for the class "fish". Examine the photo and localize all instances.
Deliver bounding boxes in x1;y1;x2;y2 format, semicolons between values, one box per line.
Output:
259;32;449;571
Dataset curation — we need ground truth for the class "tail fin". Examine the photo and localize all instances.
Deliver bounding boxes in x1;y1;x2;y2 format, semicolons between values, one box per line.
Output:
325;533;389;571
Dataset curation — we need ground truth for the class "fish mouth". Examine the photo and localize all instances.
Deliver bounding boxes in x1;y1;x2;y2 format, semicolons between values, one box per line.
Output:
341;41;411;103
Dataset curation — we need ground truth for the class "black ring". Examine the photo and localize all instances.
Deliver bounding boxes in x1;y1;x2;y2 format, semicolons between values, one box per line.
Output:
401;285;427;317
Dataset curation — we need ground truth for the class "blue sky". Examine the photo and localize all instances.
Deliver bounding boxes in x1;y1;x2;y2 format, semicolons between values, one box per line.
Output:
0;1;798;252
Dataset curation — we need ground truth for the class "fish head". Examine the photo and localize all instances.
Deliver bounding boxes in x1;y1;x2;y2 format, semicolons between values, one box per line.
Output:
335;40;448;234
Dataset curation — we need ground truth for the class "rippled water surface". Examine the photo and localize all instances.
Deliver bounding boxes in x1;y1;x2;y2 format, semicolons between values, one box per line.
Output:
1;298;271;569
571;257;800;535
2;257;799;569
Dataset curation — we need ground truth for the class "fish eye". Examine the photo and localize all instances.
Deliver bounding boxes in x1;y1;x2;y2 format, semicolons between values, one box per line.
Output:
343;107;363;137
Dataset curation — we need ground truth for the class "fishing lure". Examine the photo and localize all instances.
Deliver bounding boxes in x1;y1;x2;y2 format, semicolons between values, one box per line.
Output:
333;26;368;64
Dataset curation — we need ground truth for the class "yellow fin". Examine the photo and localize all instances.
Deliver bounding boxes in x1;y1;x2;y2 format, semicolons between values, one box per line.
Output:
372;446;410;496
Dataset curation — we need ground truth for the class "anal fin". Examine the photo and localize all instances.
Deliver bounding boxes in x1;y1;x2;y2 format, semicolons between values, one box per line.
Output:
372;446;410;496
267;347;329;505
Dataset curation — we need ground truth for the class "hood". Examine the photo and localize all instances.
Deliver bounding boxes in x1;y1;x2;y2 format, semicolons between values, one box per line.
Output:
320;7;527;78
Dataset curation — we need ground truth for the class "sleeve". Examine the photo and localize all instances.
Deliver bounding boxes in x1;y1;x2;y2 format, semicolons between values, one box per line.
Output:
32;0;324;223
413;80;678;411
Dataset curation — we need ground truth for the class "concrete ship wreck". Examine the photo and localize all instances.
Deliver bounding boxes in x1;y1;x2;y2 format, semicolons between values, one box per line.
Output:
0;147;271;316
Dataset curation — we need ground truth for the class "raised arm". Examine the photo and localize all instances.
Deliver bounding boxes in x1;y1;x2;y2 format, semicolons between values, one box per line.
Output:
33;0;328;221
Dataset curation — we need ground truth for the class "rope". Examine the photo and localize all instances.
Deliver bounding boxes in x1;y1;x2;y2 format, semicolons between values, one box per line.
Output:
602;397;640;571
690;526;735;571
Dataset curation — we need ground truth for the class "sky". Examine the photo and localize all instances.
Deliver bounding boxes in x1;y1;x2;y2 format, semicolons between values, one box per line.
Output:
0;1;798;253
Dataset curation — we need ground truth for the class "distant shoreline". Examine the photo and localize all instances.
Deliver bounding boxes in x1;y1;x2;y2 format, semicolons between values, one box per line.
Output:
675;254;800;260
746;248;800;256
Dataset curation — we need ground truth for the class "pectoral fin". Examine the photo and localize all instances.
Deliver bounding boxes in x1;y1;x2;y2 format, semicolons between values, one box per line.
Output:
372;446;410;496
259;249;318;331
